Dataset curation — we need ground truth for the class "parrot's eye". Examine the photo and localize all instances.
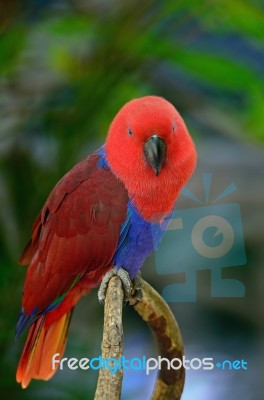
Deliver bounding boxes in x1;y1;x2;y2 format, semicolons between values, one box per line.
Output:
128;127;133;136
172;121;176;133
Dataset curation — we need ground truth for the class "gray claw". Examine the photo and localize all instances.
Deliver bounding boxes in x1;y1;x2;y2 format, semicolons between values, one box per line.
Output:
116;268;133;303
129;273;143;306
98;269;116;304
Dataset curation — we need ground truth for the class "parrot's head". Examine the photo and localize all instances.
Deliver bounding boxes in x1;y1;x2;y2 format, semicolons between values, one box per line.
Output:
105;96;197;221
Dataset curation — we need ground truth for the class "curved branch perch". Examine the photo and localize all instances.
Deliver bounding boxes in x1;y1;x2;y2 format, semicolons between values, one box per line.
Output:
94;277;184;400
134;279;185;400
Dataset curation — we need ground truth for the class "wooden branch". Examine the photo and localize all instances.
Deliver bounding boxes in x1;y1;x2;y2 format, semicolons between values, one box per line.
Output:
94;276;124;400
94;277;184;400
134;279;185;400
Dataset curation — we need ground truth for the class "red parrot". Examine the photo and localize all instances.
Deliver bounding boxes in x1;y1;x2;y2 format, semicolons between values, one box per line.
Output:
16;96;197;388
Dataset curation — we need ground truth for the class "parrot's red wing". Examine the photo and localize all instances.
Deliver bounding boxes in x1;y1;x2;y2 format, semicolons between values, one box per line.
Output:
21;153;128;315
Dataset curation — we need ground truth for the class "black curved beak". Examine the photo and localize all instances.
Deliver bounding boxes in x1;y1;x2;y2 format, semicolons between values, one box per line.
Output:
144;135;166;176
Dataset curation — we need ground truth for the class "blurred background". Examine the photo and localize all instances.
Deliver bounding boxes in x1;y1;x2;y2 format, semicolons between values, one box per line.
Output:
0;0;264;399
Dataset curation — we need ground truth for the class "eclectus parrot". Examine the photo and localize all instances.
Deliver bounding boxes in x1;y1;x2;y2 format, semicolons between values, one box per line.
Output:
16;96;197;388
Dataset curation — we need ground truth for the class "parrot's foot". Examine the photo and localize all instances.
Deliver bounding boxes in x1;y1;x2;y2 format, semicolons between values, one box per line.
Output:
98;267;132;305
98;268;142;306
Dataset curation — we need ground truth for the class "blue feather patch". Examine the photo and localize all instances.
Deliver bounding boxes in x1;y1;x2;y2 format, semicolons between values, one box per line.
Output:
96;146;109;169
113;201;172;278
15;307;39;340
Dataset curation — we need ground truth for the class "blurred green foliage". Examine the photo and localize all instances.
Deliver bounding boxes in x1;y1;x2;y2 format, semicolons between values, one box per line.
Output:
0;0;264;399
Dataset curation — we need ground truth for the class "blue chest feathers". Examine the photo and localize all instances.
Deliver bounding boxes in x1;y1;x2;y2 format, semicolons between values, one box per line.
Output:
113;202;171;278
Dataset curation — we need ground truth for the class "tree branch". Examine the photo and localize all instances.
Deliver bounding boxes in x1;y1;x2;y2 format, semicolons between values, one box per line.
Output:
94;276;124;400
94;277;184;400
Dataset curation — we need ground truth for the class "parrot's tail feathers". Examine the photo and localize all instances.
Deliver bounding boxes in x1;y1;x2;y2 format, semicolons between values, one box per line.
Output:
16;311;72;389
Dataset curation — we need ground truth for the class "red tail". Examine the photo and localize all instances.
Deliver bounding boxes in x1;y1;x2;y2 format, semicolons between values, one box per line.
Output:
16;312;71;389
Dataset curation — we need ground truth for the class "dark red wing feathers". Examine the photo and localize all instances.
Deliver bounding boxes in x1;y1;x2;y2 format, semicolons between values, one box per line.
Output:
21;153;128;315
19;213;42;265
